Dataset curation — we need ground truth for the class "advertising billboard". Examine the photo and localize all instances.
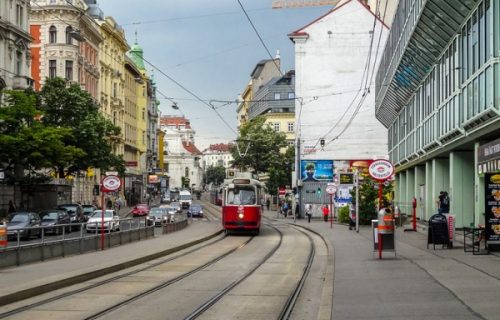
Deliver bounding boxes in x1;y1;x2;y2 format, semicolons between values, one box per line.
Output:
300;160;334;182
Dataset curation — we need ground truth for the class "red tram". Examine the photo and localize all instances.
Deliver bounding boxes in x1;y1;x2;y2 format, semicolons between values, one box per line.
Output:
221;174;262;235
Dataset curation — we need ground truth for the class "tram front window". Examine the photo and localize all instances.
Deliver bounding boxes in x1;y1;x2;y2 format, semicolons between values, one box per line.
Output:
227;186;256;205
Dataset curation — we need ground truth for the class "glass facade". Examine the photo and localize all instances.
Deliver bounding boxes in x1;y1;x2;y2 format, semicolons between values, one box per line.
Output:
383;0;499;165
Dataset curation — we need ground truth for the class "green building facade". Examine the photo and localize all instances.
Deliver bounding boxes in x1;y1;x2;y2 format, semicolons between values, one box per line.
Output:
375;0;500;227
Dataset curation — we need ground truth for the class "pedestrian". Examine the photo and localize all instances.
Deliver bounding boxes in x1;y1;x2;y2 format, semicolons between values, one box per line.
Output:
8;200;16;214
261;198;265;210
266;198;270;211
106;198;112;209
322;205;329;222
283;201;289;218
437;191;450;214
115;198;121;211
76;201;84;222
305;204;312;223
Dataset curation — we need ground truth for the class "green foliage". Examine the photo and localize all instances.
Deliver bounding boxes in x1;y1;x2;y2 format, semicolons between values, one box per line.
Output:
0;78;126;184
350;179;393;225
338;205;350;224
38;78;125;177
204;165;226;186
231;116;294;195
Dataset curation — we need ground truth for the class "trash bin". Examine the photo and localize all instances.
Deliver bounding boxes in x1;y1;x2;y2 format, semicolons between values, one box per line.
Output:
427;213;449;249
378;208;394;234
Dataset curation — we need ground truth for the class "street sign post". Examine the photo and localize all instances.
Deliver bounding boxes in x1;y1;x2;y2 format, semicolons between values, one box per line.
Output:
100;175;121;250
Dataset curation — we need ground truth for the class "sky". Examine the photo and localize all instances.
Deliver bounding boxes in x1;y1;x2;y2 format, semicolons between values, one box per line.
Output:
96;0;329;150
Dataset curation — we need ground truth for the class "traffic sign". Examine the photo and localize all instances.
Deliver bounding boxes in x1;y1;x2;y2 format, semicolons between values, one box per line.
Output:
102;175;121;192
278;187;286;196
368;159;394;181
326;183;337;195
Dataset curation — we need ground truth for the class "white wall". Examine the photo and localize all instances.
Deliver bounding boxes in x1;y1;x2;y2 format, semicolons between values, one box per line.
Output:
293;0;389;162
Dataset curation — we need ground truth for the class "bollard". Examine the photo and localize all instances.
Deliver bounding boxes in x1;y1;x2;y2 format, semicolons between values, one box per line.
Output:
0;223;7;250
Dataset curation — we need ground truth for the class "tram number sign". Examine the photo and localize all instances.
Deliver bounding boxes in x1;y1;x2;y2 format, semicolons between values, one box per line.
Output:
102;175;121;192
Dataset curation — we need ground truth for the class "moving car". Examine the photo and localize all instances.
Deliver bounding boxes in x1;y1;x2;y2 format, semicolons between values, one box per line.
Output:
39;209;71;234
148;207;169;226
131;204;150;217
86;210;120;233
57;203;85;230
6;212;42;240
187;204;204;218
179;190;192;209
169;202;181;213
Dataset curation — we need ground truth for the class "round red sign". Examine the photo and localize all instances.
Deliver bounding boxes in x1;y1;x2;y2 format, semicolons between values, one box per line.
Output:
102;175;121;191
368;159;394;181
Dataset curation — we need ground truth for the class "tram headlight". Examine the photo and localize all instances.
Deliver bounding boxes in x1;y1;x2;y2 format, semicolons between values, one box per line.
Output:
238;213;244;219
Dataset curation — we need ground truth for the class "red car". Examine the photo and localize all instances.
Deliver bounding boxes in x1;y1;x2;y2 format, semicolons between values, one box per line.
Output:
131;204;150;217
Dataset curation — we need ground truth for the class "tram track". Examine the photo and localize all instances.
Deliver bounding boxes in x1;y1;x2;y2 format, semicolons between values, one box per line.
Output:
0;233;252;319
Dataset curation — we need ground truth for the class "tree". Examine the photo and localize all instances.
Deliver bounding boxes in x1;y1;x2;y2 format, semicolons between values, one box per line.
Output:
204;165;226;186
0;89;82;184
231;116;294;195
38;78;125;177
350;178;393;224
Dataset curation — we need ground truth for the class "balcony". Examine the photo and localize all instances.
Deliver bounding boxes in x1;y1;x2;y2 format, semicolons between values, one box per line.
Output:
375;0;480;128
12;75;34;90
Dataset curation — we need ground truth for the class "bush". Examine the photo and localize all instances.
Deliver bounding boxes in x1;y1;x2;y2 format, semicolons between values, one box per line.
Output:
338;205;350;224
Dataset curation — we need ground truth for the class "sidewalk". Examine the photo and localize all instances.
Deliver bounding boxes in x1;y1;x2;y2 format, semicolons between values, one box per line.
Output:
269;211;500;320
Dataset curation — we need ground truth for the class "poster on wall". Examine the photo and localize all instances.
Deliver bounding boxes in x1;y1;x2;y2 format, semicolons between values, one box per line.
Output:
300;160;334;182
485;173;500;244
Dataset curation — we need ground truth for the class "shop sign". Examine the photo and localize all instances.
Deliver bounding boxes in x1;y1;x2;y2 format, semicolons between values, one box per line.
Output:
126;161;138;167
339;173;354;185
300;160;334;182
148;175;159;184
485;173;500;244
368;159;394;181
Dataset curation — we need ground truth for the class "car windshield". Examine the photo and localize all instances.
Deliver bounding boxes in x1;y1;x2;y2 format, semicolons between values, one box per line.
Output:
60;205;77;213
82;207;94;214
91;211;113;218
190;205;201;210
136;205;148;209
180;195;191;200
149;210;165;217
8;214;29;223
41;212;59;221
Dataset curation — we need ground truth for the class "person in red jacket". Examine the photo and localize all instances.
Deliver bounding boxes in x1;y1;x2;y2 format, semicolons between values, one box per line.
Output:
322;205;329;222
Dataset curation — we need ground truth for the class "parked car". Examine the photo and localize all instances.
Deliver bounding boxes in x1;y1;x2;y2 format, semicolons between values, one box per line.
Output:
86;210;120;233
81;205;97;222
39;209;71;234
187;204;204;218
57;203;85;230
131;204;150;217
170;202;181;213
6;212;42;240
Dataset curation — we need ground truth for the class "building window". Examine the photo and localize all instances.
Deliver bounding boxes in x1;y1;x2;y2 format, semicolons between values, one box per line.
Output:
185;167;189;177
65;26;73;45
16;4;23;27
16;51;22;75
288;140;295;147
49;60;57;78
287;122;294;132
49;26;57;44
65;60;73;80
274;93;281;100
273;122;280;132
288;92;295;99
113;83;117;98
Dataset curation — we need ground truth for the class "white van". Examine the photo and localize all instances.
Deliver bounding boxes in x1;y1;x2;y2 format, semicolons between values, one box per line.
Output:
179;190;192;209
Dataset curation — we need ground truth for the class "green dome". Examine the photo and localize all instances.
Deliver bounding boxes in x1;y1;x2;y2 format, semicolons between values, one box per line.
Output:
128;41;145;71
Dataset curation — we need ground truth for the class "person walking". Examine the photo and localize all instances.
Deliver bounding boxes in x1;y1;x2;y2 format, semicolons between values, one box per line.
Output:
283;201;289;218
8;200;16;214
322;205;329;222
437;191;450;214
305;204;312;223
266;198;270;211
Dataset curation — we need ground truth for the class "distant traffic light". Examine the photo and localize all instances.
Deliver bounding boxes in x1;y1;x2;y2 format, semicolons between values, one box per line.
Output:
320;138;325;147
317;187;322;195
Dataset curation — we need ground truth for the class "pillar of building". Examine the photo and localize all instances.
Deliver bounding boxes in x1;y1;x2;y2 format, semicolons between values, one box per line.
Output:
425;161;433;221
474;141;485;226
450;151;474;228
414;165;425;220
405;168;415;216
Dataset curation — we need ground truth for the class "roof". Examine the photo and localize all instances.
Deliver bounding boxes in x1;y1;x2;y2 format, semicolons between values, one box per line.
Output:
160;116;192;129
288;0;388;39
182;141;202;155
250;59;275;78
205;143;232;153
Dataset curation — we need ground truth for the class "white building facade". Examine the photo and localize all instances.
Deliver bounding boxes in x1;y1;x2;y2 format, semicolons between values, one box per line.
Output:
160;116;203;191
201;144;234;170
289;0;390;209
0;0;32;91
